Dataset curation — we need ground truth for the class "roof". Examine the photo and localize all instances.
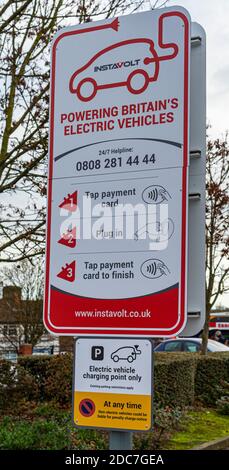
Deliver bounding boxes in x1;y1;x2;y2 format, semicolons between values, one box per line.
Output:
0;286;43;324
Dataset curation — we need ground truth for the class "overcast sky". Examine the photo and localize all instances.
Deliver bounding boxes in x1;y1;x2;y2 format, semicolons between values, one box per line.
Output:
168;0;229;140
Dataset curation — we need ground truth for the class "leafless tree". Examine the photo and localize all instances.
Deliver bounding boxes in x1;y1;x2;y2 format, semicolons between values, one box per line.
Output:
0;257;44;299
0;0;169;263
201;135;229;353
0;258;45;352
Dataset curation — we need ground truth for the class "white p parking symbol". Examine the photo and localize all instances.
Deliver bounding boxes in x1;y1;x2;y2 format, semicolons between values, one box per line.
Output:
91;346;104;360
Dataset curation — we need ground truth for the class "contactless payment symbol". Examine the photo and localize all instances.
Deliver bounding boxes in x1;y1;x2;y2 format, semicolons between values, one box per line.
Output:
58;225;76;248
79;399;95;417
59;191;78;212
57;261;76;282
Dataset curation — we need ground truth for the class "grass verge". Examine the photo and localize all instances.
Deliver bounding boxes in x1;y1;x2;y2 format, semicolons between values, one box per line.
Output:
166;409;229;450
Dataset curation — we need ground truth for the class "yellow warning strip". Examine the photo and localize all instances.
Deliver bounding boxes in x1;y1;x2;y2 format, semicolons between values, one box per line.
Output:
73;391;152;431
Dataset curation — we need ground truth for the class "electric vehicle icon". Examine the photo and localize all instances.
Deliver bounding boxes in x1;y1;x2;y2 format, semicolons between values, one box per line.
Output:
70;39;160;102
69;14;179;102
111;346;142;363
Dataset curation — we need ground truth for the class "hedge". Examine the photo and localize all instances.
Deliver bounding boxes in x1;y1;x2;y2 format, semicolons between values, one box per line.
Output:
0;360;39;410
154;353;196;408
17;353;196;408
18;354;72;405
194;352;229;405
0;352;228;411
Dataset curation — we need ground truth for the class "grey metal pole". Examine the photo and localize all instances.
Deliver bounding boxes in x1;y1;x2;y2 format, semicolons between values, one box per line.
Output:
109;431;133;450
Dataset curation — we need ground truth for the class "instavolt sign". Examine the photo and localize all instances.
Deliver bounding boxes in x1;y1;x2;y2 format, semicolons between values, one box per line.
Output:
44;7;191;337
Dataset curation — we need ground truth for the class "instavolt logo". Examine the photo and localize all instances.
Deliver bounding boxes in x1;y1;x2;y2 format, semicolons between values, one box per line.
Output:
94;59;141;72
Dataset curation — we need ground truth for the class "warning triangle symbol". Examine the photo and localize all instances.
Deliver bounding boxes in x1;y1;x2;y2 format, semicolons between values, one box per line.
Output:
57;261;76;282
58;226;76;248
59;191;77;212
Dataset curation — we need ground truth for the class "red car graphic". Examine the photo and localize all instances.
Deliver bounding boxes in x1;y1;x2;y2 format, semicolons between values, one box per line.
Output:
69;14;179;102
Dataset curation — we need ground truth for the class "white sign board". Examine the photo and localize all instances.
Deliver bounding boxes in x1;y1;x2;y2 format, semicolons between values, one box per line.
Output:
44;7;191;337
73;337;153;431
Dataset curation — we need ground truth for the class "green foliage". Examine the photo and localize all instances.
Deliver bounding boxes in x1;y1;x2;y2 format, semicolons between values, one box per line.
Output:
154;353;196;408
154;405;183;430
216;381;229;415
44;354;72;405
72;428;108;450
134;406;184;450
34;402;67;420
18;355;53;401
153;405;183;449
0;412;108;450
0;416;71;450
195;353;229;405
216;396;229;415
18;354;72;404
0;360;38;410
167;409;229;450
